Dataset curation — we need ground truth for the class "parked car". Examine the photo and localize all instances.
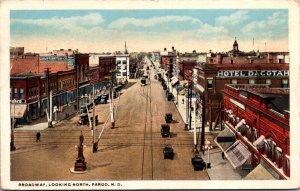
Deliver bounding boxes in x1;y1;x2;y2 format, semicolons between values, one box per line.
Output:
167;92;173;101
165;113;173;123
161;124;170;137
163;144;174;160
191;154;206;171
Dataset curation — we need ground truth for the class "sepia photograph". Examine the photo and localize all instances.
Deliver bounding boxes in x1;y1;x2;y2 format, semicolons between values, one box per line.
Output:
1;0;300;190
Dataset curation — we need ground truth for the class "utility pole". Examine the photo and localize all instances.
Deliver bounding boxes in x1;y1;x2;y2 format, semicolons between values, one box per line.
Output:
189;81;192;130
46;68;53;128
110;71;115;129
92;84;97;153
10;100;16;151
200;93;205;154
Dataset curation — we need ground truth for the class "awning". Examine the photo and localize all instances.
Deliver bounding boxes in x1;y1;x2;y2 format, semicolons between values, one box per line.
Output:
253;135;265;147
243;164;277;180
171;77;179;86
235;119;245;130
10;103;27;118
215;126;236;151
224;140;251;169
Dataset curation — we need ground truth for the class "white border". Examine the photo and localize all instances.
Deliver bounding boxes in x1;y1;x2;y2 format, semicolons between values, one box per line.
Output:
1;0;300;190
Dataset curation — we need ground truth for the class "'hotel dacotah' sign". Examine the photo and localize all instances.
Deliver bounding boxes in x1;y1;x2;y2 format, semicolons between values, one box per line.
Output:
217;70;289;78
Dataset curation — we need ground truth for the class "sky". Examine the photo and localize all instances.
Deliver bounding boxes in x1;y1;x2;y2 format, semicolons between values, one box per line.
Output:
10;9;289;53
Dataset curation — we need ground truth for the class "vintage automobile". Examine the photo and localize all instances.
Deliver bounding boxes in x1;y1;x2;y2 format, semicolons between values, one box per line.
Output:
78;113;89;125
191;154;206;171
167;92;173;101
165;113;173;123
163;144;174;160
161;124;170;137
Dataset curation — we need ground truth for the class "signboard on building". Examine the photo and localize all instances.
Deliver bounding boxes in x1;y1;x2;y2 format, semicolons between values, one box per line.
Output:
40;56;67;62
217;70;289;78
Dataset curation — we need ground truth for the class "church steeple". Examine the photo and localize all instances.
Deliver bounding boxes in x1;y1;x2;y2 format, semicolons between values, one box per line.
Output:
125;41;128;54
233;37;239;52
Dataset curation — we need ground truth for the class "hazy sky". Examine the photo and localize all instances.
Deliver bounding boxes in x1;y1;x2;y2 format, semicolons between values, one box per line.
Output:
10;9;288;53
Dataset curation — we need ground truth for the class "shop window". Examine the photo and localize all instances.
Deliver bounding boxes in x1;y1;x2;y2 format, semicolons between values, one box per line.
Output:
20;88;24;100
276;147;283;168
207;79;213;89
286;155;290;177
281;79;289;88
231;79;237;84
266;138;276;162
253;128;258;143
249;79;255;84
266;79;271;85
14;88;18;99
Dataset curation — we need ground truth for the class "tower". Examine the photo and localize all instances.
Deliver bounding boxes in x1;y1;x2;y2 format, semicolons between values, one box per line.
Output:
233;37;239;52
125;41;128;54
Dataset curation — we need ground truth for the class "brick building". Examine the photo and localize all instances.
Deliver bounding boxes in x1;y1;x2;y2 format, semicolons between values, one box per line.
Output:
194;40;289;130
99;55;116;83
178;60;197;81
216;84;289;179
10;74;42;123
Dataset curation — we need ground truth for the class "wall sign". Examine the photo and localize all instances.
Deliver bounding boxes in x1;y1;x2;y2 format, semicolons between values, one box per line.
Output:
217;70;289;78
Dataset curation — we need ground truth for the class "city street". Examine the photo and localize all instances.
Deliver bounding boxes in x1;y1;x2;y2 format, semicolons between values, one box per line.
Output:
11;65;213;181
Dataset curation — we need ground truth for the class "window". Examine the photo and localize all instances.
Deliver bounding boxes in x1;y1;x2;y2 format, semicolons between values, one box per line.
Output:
286;155;290;177
231;59;233;64
279;59;283;63
248;79;255;84
207;79;213;89
123;72;127;76
122;60;127;65
249;59;253;64
117;60;121;65
10;88;12;99
14;88;18;99
231;79;237;84
266;79;271;85
282;79;289;88
276;147;283;168
20;88;24;100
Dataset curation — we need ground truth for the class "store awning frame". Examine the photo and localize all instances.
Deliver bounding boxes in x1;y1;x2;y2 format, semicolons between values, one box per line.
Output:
253;135;265;147
171;77;179;86
10;103;27;119
224;140;252;169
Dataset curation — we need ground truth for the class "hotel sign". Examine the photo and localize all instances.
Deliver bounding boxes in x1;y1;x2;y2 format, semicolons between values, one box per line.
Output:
217;70;289;78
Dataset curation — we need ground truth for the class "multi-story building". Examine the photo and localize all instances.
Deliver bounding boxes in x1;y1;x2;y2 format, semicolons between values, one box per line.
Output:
194;39;289;130
10;74;42;123
216;84;289;179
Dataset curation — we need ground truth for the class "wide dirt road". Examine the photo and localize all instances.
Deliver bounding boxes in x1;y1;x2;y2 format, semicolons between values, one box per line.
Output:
11;66;211;181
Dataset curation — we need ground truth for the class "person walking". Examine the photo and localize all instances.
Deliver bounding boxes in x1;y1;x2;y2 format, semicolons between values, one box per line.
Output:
36;132;41;142
182;98;185;104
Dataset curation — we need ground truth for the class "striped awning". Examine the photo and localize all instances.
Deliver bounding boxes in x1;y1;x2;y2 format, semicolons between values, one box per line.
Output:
224;140;251;169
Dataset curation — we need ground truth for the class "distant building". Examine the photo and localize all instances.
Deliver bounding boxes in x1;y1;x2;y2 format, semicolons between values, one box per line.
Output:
114;42;130;84
216;84;289;179
10;47;24;57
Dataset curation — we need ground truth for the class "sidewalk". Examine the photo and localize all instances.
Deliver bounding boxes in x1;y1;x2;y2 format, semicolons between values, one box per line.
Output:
161;73;210;133
159;71;248;180
15;100;83;131
203;149;247;180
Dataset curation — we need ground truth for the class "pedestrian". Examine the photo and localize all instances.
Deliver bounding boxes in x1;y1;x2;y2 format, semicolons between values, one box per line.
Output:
36;132;41;142
182;98;185;104
221;152;225;159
